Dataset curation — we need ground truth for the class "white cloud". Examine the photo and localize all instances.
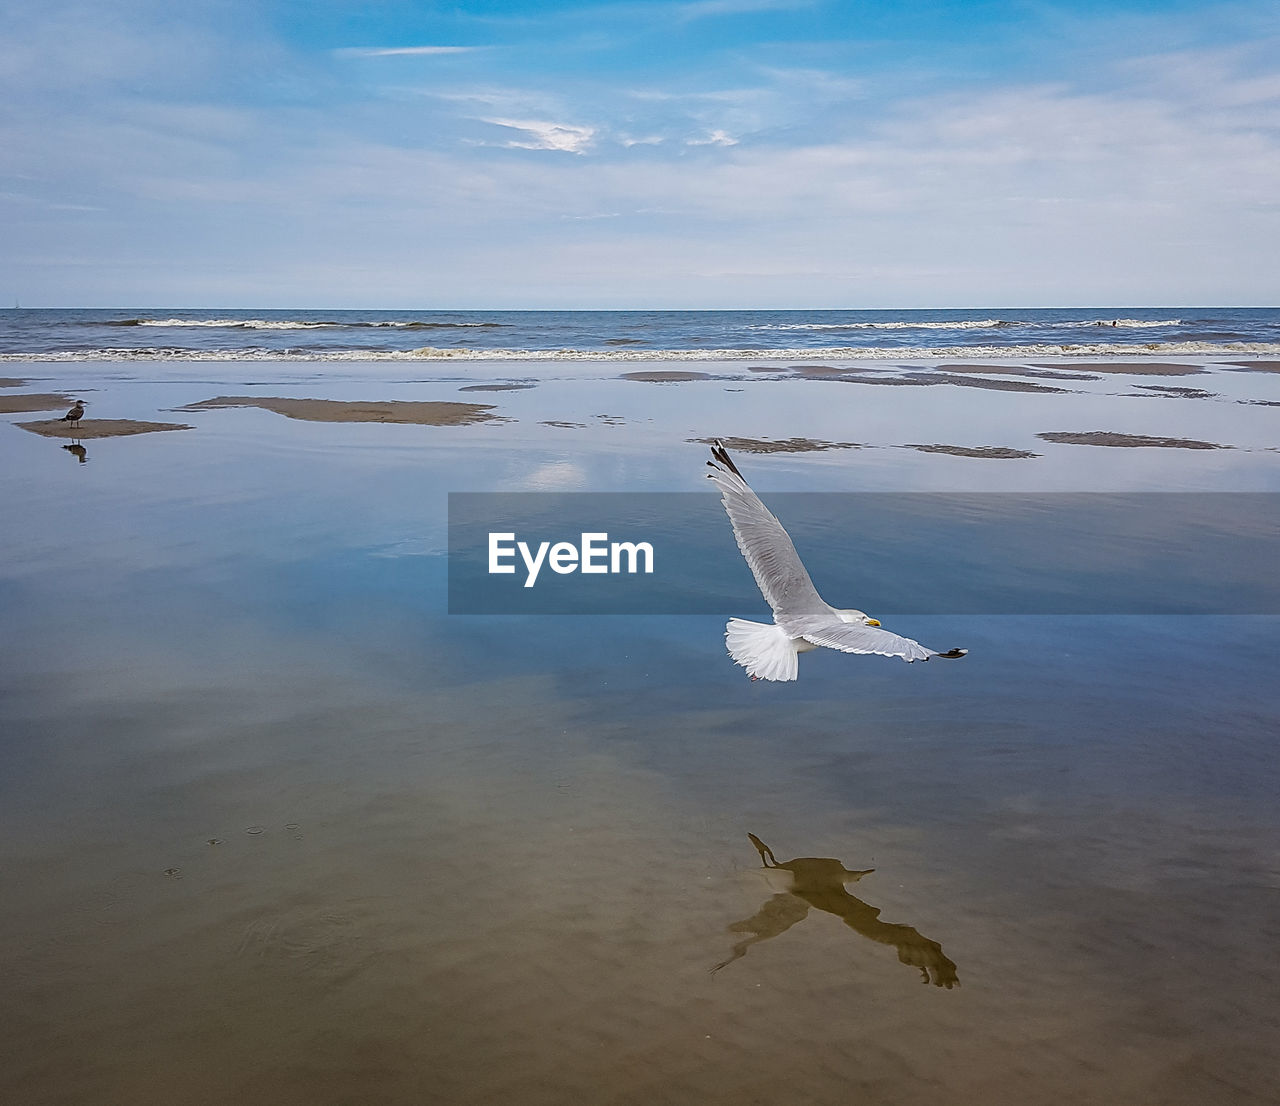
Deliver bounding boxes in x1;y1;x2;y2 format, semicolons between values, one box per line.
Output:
336;46;479;58
686;129;739;146
478;117;596;153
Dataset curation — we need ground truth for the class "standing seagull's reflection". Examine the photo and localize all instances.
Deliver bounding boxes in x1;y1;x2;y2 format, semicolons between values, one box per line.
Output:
712;833;959;988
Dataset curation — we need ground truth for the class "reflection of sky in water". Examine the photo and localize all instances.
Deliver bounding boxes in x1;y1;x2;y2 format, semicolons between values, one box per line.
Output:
2;363;1280;1104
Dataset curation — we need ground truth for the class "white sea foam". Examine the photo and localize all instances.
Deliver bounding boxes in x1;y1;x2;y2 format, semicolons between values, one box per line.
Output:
1046;318;1184;329
114;318;501;330
5;341;1279;363
746;319;1011;331
746;318;1184;331
158;318;330;329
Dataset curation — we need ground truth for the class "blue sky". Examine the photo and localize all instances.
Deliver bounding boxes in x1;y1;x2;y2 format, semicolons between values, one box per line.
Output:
2;0;1278;307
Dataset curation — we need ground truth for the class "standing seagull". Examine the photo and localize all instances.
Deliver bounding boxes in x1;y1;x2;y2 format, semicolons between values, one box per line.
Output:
707;440;967;681
60;400;85;429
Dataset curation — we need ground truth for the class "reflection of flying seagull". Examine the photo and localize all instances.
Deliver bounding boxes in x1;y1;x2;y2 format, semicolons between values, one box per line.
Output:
707;440;967;681
60;400;85;428
712;833;959;988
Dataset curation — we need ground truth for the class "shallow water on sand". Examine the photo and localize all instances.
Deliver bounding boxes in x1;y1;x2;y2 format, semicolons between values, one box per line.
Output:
2;360;1279;1105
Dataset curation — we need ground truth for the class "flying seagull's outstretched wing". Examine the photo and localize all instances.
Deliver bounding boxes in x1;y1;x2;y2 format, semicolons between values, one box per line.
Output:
707;440;967;668
706;440;833;634
800;622;966;662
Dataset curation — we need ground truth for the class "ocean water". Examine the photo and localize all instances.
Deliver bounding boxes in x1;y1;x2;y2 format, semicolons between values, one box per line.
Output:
3;306;1280;361
2;348;1280;1104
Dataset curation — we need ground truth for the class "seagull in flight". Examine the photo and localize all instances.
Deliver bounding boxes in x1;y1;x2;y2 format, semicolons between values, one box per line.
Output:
707;440;967;681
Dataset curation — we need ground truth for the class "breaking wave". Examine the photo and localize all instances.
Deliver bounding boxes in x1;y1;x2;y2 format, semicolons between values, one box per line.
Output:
5;340;1278;363
105;318;508;330
747;318;1184;332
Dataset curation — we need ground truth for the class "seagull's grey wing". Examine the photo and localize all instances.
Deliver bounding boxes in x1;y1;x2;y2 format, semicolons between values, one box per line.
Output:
707;441;832;629
801;618;967;663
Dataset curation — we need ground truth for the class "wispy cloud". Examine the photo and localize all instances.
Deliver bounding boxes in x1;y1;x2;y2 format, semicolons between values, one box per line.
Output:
686;129;738;146
478;117;596;153
337;46;480;58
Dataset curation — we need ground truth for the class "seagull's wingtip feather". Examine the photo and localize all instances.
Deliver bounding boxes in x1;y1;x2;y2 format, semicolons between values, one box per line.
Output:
709;440;744;479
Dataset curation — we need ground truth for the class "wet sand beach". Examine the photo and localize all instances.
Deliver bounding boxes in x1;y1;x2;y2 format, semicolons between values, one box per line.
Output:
2;352;1279;1106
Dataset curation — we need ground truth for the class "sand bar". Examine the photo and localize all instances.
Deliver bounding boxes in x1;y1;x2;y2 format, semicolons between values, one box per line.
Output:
1031;362;1203;375
0;393;76;413
1037;431;1228;449
1134;385;1216;399
930;364;1101;380
458;383;535;392
1219;361;1280;372
177;396;500;425
904;443;1040;459
620;371;712;382
792;364;847;376
826;375;939;387
925;374;1067;394
688;436;861;453
19;419;193;439
0;377;29;388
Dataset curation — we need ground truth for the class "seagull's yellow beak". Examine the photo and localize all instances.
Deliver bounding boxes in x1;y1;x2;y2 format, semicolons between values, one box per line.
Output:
866;618;881;627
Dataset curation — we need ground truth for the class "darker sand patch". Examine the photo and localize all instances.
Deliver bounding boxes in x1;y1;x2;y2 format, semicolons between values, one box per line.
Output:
458;383;536;392
924;374;1067;394
619;371;712;382
904;443;1040;459
1031;362;1203;376
821;373;1067;392
748;365;791;372
0;393;76;413
541;420;587;429
688;436;861;454
176;396;500;426
0;377;30;388
1239;399;1280;407
931;364;1101;381
604;338;647;345
792;364;848;376
1219;361;1280;372
1037;431;1228;450
18;419;192;440
1135;385;1217;399
828;375;937;387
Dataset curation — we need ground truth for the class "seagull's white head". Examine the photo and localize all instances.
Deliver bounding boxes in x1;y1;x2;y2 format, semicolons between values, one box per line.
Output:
836;608;880;627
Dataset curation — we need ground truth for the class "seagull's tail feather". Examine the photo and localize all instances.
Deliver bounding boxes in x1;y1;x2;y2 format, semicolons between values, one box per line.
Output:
726;619;799;682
